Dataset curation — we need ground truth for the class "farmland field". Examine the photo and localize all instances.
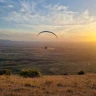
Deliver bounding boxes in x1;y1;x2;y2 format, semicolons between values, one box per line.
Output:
0;42;96;75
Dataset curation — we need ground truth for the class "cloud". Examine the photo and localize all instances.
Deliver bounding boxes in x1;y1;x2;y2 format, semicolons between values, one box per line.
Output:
5;2;96;25
1;0;96;35
0;0;4;2
8;4;14;8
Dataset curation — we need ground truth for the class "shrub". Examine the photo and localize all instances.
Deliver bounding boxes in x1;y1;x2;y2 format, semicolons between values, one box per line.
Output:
57;83;64;87
0;69;12;75
66;89;73;93
63;73;68;75
20;69;42;78
24;83;31;87
45;81;53;85
77;71;85;75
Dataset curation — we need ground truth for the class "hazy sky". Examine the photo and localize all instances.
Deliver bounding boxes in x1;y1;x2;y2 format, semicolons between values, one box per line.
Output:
0;0;96;41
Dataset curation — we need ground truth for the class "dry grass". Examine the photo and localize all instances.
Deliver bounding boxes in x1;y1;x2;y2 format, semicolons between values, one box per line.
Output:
0;74;96;96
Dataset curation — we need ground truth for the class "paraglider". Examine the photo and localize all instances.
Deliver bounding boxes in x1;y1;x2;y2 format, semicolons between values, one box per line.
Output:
37;31;58;38
37;31;58;49
45;46;47;49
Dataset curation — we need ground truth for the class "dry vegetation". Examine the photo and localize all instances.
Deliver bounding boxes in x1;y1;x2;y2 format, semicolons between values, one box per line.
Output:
0;74;96;96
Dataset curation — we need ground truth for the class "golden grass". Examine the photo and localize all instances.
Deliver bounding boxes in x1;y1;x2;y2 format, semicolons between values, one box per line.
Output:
0;74;96;96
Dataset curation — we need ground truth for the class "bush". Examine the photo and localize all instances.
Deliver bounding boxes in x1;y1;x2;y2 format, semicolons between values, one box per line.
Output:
63;73;68;75
20;69;42;78
77;71;85;75
24;83;31;87
0;69;12;75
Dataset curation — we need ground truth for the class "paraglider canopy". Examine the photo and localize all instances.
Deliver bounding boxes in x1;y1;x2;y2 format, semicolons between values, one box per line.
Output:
37;31;58;38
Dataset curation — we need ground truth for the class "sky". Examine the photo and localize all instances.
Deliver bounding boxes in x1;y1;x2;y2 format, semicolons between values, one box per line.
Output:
0;0;96;42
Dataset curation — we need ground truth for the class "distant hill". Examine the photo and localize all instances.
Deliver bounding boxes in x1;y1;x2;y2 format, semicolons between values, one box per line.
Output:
0;39;59;47
0;39;53;47
0;39;14;46
0;39;36;46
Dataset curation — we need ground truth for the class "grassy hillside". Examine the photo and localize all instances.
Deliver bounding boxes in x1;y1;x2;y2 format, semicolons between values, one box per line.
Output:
0;74;96;96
